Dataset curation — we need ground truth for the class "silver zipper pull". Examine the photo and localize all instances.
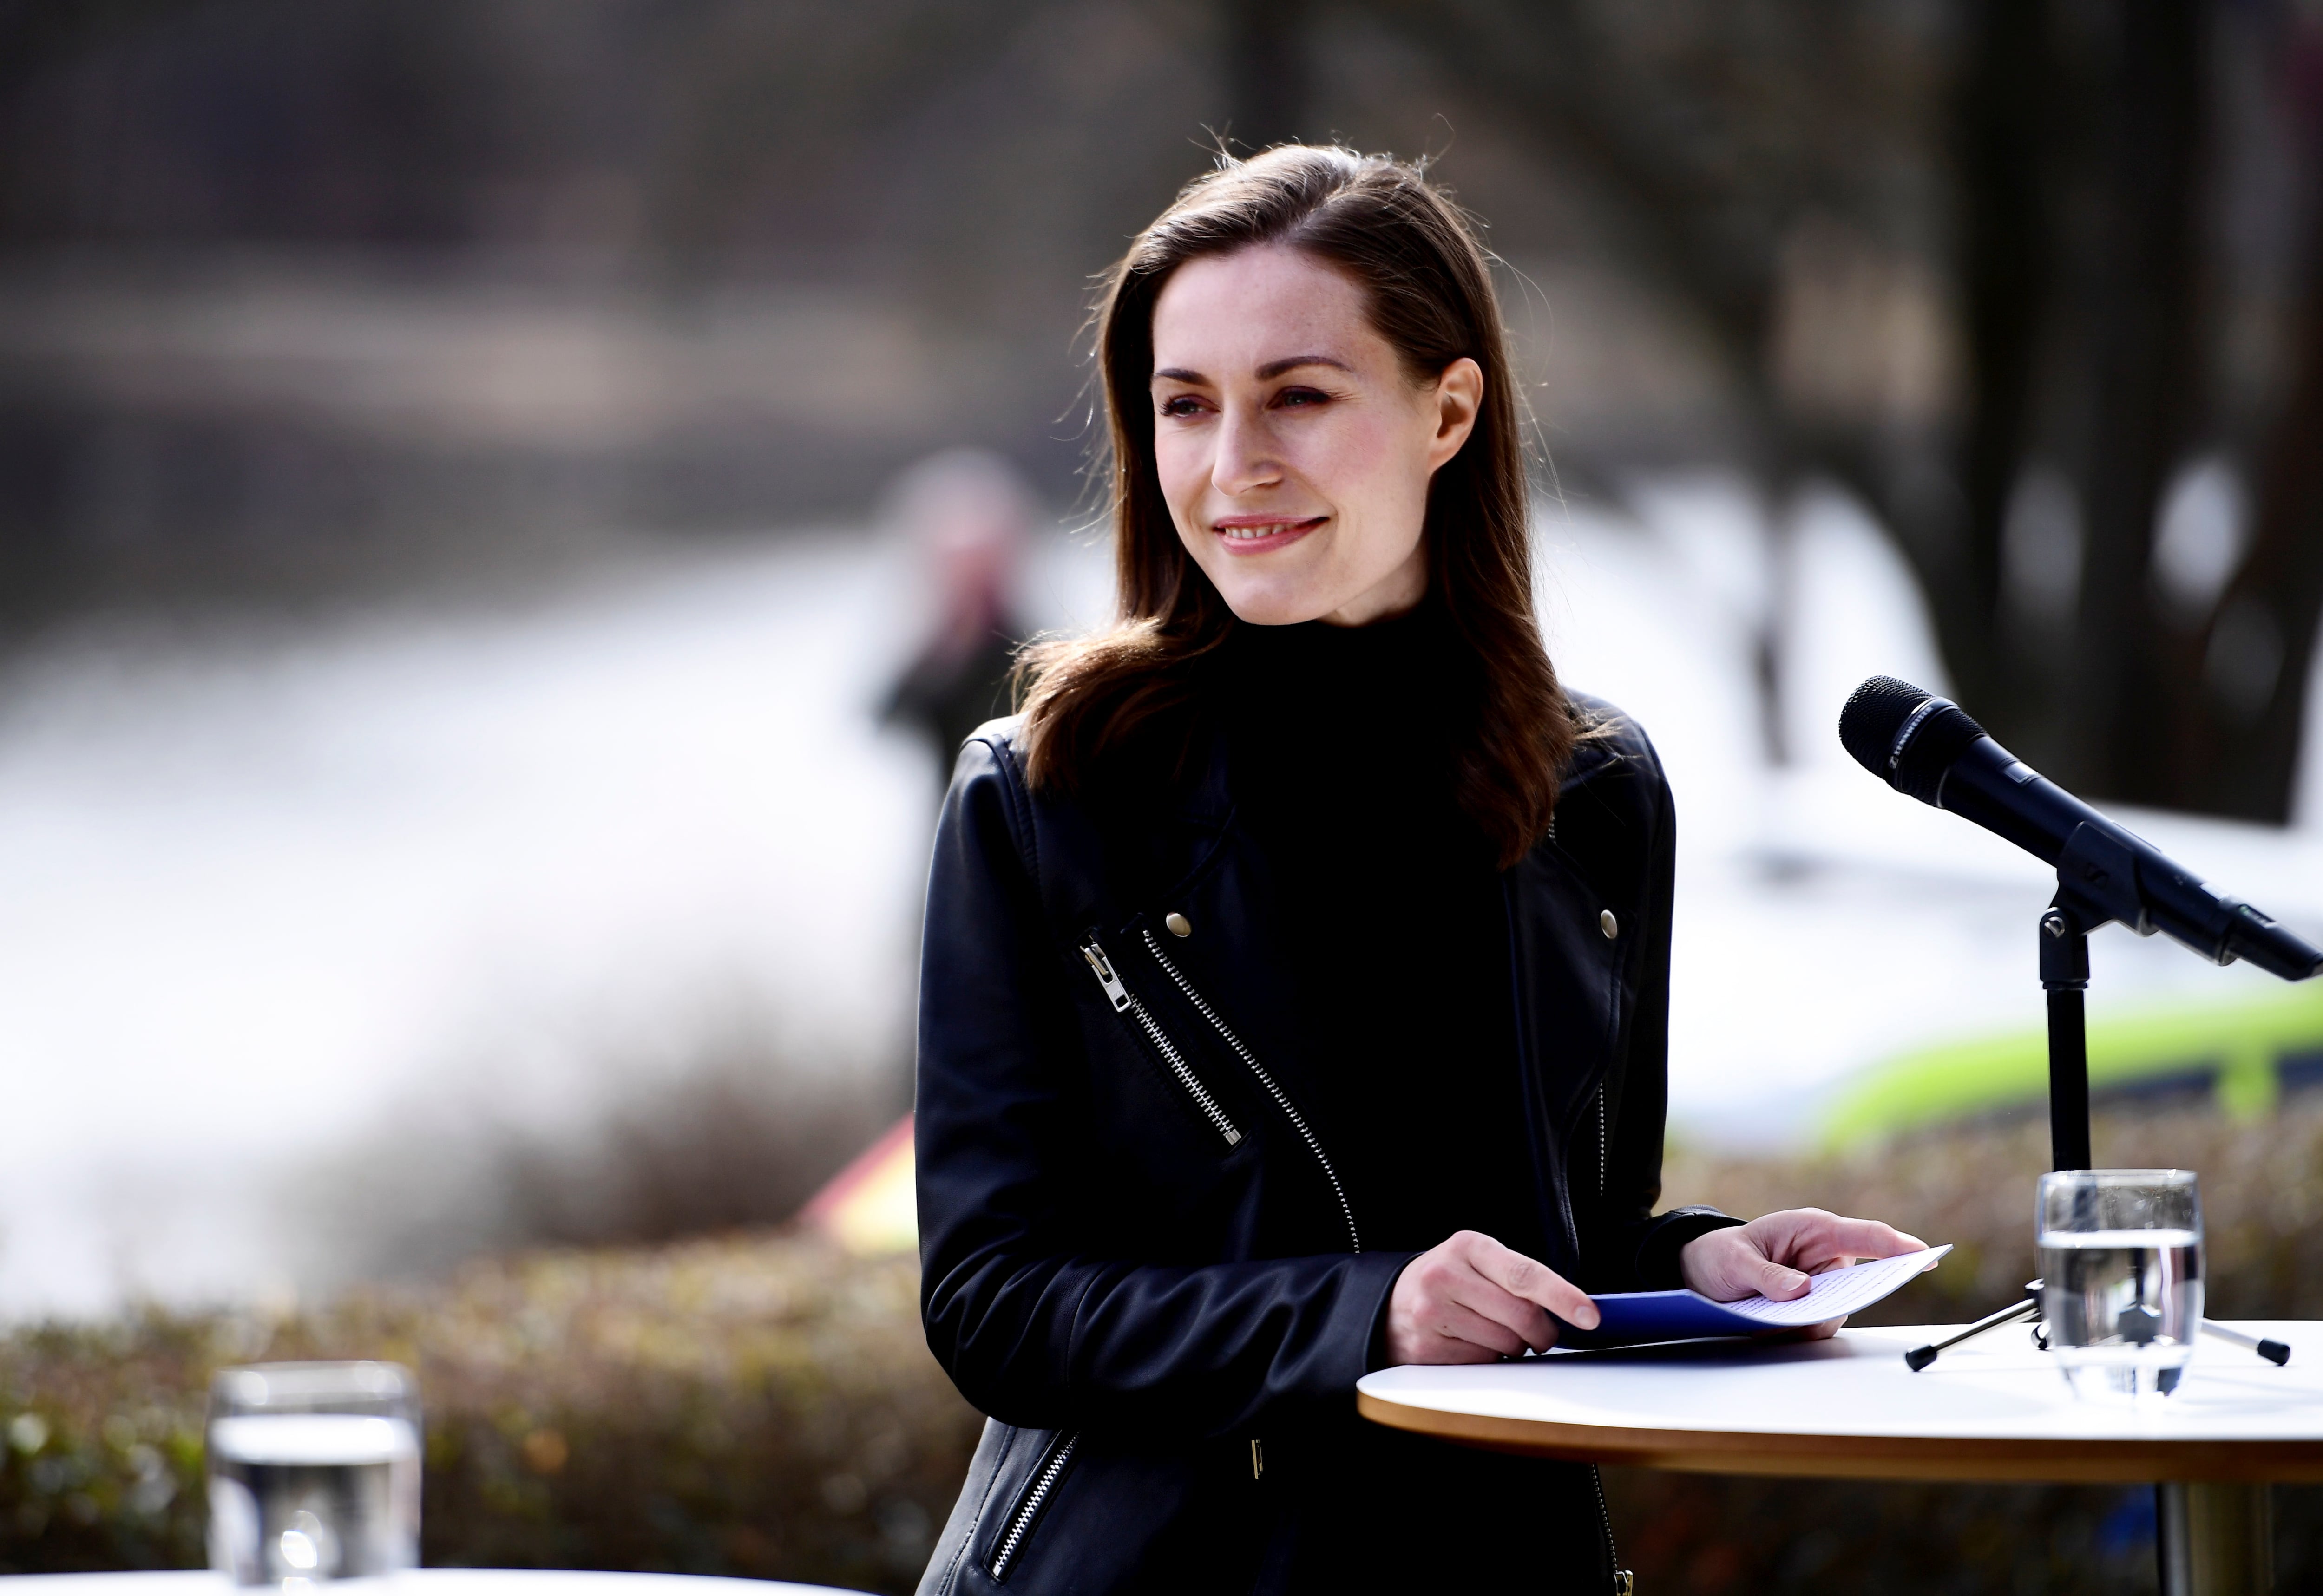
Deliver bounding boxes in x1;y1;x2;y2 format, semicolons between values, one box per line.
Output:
1080;941;1131;1012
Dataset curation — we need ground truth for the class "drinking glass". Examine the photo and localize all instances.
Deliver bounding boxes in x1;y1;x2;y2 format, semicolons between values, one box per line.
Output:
207;1361;421;1585
2036;1169;2203;1399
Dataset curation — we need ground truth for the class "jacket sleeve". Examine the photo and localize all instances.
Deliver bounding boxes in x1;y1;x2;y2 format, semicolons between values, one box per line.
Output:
1582;731;1741;1292
914;734;1415;1439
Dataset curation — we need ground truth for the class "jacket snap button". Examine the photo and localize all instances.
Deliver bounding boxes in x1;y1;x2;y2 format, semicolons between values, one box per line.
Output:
1600;909;1618;939
1165;912;1193;938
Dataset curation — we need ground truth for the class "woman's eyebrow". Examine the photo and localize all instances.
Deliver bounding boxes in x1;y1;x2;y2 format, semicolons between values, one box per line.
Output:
1151;354;1355;385
1254;354;1352;380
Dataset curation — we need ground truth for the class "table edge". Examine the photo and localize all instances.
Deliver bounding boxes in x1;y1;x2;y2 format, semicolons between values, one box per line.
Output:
1354;1391;2323;1484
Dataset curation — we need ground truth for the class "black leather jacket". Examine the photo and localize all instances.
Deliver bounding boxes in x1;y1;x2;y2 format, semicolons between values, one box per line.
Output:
913;699;1735;1595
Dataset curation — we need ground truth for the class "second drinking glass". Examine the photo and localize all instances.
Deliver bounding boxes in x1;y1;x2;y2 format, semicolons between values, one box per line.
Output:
2036;1168;2203;1399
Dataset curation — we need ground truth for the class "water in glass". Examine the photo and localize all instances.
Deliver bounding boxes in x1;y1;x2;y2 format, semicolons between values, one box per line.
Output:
2036;1170;2203;1399
207;1362;420;1584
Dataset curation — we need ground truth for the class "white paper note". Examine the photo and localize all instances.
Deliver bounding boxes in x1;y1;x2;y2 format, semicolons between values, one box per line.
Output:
1710;1244;1954;1328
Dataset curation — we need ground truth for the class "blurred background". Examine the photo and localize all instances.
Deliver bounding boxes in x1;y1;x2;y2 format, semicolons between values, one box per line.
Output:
4;1;2323;1590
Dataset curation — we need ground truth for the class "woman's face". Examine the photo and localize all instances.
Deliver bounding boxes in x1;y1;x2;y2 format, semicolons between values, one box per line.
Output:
1147;245;1483;628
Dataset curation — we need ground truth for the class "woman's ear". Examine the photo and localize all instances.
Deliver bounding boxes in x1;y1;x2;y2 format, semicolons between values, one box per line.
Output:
1426;357;1485;472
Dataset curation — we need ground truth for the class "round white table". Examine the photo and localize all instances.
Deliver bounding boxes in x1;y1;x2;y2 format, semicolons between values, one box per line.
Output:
0;1572;865;1596
1358;1320;2323;1595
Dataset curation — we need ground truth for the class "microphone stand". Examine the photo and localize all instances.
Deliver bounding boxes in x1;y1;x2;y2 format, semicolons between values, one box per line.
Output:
2040;896;2093;1173
2042;821;2155;1172
2038;829;2273;1596
1949;878;2284;1596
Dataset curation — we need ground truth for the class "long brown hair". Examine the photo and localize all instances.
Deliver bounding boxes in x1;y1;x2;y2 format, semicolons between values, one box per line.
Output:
1018;145;1575;868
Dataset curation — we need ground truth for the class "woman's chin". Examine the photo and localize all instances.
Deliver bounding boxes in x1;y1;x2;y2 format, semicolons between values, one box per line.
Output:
1219;591;1334;627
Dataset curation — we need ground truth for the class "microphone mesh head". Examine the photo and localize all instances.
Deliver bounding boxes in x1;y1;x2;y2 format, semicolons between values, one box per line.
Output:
1838;675;1989;802
1838;676;1934;779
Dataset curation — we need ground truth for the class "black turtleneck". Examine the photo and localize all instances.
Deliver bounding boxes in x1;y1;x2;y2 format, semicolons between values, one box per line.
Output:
1216;602;1546;1264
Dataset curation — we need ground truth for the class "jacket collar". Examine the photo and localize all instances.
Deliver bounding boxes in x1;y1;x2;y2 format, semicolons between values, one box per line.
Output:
1170;716;1631;858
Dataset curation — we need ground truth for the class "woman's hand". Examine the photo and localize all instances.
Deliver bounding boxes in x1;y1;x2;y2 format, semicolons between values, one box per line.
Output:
1679;1209;1928;1340
1383;1230;1601;1365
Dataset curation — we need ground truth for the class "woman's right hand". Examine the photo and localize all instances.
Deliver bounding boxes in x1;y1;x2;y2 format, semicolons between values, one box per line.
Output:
1382;1230;1601;1365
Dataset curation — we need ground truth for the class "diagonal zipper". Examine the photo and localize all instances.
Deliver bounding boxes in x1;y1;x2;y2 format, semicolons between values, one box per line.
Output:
1588;1088;1628;1594
1592;1461;1632;1595
1139;929;1360;1254
1080;940;1241;1147
1597;1084;1608;1199
986;1430;1078;1583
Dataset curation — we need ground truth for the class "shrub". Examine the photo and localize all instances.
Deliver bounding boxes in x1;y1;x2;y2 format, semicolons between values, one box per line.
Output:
0;1236;978;1594
3;1102;2318;1594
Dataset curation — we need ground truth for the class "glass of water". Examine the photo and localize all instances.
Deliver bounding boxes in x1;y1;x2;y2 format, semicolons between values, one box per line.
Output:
207;1361;421;1585
2037;1169;2203;1399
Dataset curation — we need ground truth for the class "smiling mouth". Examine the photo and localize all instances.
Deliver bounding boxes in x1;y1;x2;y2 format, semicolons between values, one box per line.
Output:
1213;517;1326;553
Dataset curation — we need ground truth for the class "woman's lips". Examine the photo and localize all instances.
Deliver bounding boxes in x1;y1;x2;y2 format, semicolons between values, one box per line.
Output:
1211;516;1326;555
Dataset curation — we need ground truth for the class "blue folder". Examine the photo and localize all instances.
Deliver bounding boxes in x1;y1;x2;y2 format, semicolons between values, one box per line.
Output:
1554;1289;1798;1349
1550;1244;1954;1349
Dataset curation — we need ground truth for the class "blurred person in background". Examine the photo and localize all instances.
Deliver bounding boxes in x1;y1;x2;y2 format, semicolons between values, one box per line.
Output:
912;147;1922;1595
879;449;1037;791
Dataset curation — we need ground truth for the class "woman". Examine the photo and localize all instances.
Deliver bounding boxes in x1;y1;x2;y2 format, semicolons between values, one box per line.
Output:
912;146;1920;1596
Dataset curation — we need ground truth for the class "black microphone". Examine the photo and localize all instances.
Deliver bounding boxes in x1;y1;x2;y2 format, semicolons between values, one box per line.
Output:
1839;675;2323;981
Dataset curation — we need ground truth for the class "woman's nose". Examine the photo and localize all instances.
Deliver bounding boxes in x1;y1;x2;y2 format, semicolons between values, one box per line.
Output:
1210;406;1281;497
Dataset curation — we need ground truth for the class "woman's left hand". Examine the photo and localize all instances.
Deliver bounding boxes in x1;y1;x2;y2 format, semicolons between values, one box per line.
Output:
1678;1209;1927;1340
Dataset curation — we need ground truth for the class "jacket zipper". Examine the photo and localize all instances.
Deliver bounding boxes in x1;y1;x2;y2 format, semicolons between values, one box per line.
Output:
1080;940;1242;1147
1549;1077;1611;1266
1588;1083;1630;1596
1592;1461;1632;1596
1139;929;1360;1254
987;1430;1078;1583
1596;1084;1608;1198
